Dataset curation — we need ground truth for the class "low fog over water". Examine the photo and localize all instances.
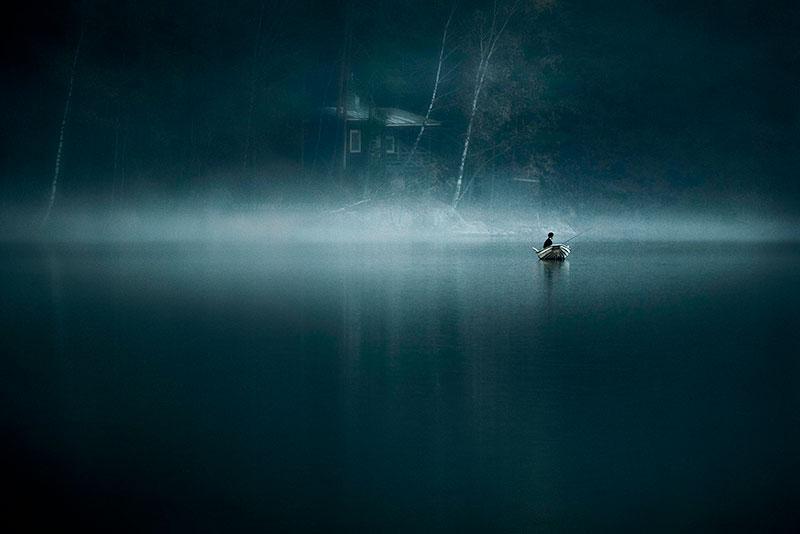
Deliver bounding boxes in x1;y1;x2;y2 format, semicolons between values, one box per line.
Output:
0;197;796;243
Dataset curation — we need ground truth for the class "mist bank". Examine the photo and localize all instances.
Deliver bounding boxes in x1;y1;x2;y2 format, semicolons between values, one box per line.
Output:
1;195;796;244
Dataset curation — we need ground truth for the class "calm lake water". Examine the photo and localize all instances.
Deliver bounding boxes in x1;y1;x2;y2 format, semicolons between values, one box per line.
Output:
2;240;799;531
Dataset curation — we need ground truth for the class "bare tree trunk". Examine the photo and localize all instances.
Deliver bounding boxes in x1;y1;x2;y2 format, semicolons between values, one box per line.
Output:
111;116;120;206
452;1;518;210
338;2;352;177
406;7;454;169
453;59;485;208
42;20;85;226
242;0;266;174
339;67;349;174
118;120;128;202
312;68;335;168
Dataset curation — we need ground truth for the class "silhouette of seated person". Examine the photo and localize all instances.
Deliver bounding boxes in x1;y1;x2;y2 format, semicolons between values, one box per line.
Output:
543;232;554;249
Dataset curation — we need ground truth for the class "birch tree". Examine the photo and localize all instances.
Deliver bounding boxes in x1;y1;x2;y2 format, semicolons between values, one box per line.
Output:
452;0;519;209
338;1;353;175
242;0;292;175
242;0;266;173
42;19;86;226
405;6;455;168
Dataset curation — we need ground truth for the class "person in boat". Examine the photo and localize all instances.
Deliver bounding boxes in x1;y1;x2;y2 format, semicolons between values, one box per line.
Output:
543;232;554;249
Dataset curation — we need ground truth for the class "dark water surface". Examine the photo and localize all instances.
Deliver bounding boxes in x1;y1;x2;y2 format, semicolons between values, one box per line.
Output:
2;240;799;531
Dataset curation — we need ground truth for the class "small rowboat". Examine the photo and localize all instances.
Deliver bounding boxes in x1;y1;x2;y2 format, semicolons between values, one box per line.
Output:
532;244;570;261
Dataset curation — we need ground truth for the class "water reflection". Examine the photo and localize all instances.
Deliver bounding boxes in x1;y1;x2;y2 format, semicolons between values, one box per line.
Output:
3;241;797;530
539;260;569;311
540;259;569;281
47;252;65;357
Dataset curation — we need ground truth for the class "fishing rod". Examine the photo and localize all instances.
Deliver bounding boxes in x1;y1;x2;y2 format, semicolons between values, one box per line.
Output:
563;227;595;244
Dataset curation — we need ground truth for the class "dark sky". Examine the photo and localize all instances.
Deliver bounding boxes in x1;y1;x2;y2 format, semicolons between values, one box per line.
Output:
2;0;798;210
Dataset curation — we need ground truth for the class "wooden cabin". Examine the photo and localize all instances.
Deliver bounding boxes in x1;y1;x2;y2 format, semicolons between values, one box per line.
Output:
303;93;442;186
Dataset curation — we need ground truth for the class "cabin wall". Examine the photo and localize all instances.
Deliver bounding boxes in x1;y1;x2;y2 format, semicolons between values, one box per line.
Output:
303;117;441;186
382;127;439;177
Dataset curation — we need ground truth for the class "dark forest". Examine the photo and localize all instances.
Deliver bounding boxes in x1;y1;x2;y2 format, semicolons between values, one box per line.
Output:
2;0;799;238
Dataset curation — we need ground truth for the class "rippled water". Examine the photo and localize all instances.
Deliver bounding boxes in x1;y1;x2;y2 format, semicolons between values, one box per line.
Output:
2;240;798;531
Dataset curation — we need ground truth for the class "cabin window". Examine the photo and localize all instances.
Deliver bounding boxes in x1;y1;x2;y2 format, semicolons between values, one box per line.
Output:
349;129;362;153
385;135;396;154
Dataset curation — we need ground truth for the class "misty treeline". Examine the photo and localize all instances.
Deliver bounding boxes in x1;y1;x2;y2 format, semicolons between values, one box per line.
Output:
15;0;562;217
3;0;798;226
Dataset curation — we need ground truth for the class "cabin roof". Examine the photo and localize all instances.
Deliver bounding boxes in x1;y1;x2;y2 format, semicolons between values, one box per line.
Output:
320;105;441;127
381;107;442;127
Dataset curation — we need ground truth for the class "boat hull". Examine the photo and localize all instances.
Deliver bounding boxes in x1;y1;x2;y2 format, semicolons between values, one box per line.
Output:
534;244;570;261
